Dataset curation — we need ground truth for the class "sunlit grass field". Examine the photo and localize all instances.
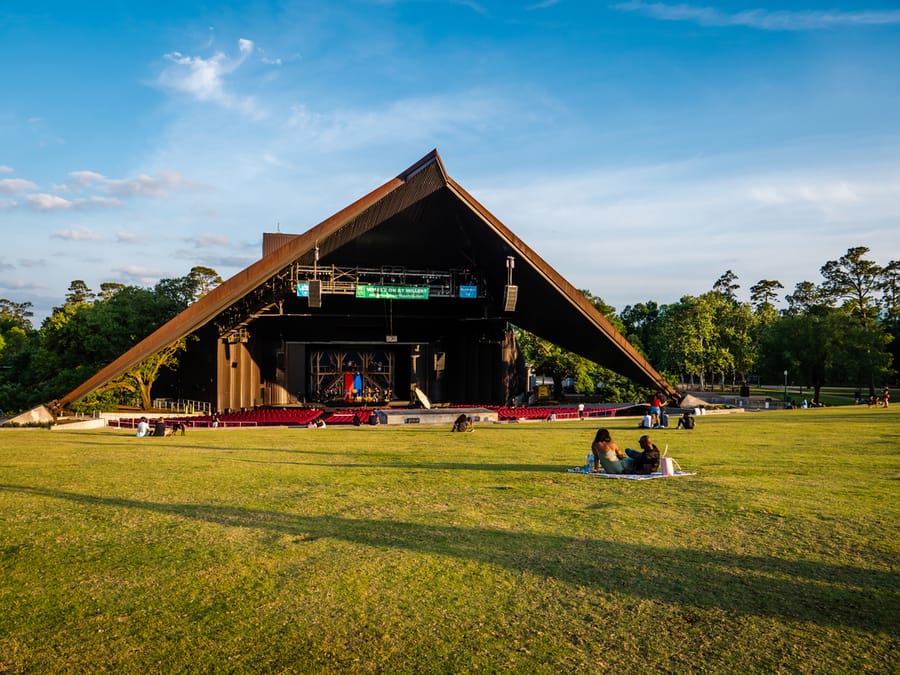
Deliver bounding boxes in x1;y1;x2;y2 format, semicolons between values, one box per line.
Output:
1;406;897;673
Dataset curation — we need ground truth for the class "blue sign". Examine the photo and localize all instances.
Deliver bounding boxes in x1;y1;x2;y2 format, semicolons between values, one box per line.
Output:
296;283;309;297
459;285;478;298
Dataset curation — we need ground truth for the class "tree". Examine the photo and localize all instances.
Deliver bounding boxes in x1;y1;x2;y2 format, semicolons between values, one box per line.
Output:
749;279;784;310
188;266;223;300
0;299;34;331
65;280;95;306
99;337;192;410
713;270;740;301
98;282;126;302
820;246;883;322
785;281;825;315
516;329;595;400
619;301;663;362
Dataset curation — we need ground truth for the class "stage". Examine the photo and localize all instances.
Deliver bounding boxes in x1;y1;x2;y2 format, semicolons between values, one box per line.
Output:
379;407;497;427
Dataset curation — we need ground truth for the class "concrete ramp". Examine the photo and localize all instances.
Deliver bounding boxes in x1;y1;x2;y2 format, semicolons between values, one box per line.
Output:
3;405;55;426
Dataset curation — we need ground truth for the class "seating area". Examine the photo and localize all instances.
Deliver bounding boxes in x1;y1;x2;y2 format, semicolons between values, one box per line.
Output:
492;406;617;421
322;409;375;425
209;408;323;427
109;404;620;430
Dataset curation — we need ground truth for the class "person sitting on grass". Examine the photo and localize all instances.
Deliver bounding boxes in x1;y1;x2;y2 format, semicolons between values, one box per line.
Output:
676;412;695;429
625;435;661;474
590;428;633;474
451;414;475;432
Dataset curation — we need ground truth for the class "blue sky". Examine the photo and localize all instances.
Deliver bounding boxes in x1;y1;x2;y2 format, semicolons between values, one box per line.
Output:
2;1;899;324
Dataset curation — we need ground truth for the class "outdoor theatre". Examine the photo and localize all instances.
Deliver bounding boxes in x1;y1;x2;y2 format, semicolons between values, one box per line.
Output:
59;150;674;415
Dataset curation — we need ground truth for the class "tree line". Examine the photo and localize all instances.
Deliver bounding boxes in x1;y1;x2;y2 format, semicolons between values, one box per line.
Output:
0;248;895;414
517;247;897;403
0;267;222;414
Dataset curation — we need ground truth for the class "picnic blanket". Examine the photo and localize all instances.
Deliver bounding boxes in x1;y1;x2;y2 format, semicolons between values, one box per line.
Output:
566;467;695;480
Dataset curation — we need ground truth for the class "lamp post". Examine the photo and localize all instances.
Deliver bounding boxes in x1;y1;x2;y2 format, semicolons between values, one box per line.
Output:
783;370;788;405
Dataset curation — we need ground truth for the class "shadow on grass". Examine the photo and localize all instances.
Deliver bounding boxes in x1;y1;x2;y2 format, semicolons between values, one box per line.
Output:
227;458;566;472
2;483;895;633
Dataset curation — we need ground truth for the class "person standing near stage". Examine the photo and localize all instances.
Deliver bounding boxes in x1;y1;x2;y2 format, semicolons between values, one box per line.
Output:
649;394;662;428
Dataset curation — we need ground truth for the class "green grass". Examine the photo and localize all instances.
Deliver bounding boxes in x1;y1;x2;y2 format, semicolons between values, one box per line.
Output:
1;407;898;673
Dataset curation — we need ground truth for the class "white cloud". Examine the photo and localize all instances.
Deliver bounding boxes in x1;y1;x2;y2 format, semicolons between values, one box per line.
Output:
56;170;107;191
24;193;120;211
105;170;199;199
612;2;900;31
185;233;231;247
28;193;74;210
0;178;38;194
0;165;13;173
157;38;263;118
50;227;102;241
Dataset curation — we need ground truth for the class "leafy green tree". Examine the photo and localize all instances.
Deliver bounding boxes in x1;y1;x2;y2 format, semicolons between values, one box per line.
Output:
99;337;192;410
98;282;126;302
619;300;663;362
15;267;221;411
0;299;35;330
713;269;740;300
820;246;883;322
516;329;595;399
749;279;783;312
785;281;825;315
188;266;223;299
65;280;95;305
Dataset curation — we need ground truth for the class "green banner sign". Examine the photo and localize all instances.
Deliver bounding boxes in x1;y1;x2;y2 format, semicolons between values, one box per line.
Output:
356;284;430;300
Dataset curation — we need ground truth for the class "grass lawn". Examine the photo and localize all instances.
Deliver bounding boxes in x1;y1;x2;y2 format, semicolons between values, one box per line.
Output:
1;407;897;673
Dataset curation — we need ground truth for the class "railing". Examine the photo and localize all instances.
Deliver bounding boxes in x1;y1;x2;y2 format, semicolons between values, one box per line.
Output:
151;398;213;415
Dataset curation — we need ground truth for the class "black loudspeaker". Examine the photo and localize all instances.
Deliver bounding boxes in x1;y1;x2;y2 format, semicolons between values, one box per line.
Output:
503;284;518;312
308;279;322;308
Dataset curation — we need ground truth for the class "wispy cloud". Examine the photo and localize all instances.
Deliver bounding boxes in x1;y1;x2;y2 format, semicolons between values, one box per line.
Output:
611;2;900;31
0;178;38;194
156;38;264;117
528;0;562;9
50;227;102;241
0;279;47;291
285;90;508;151
26;194;121;211
184;233;231;247
17;258;48;268
115;231;145;244
56;169;200;199
111;265;164;285
0;165;13;174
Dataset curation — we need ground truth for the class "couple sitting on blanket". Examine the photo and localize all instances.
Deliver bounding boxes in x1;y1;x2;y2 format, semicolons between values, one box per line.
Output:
591;429;660;475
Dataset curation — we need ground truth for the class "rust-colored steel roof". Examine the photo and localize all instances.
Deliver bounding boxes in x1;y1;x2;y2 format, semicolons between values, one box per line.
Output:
59;150;674;407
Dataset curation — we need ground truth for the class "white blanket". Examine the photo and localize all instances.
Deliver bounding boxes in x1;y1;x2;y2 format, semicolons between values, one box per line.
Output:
566;467;694;480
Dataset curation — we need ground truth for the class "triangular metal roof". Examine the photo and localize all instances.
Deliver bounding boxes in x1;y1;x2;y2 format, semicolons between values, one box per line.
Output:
59;150;674;407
